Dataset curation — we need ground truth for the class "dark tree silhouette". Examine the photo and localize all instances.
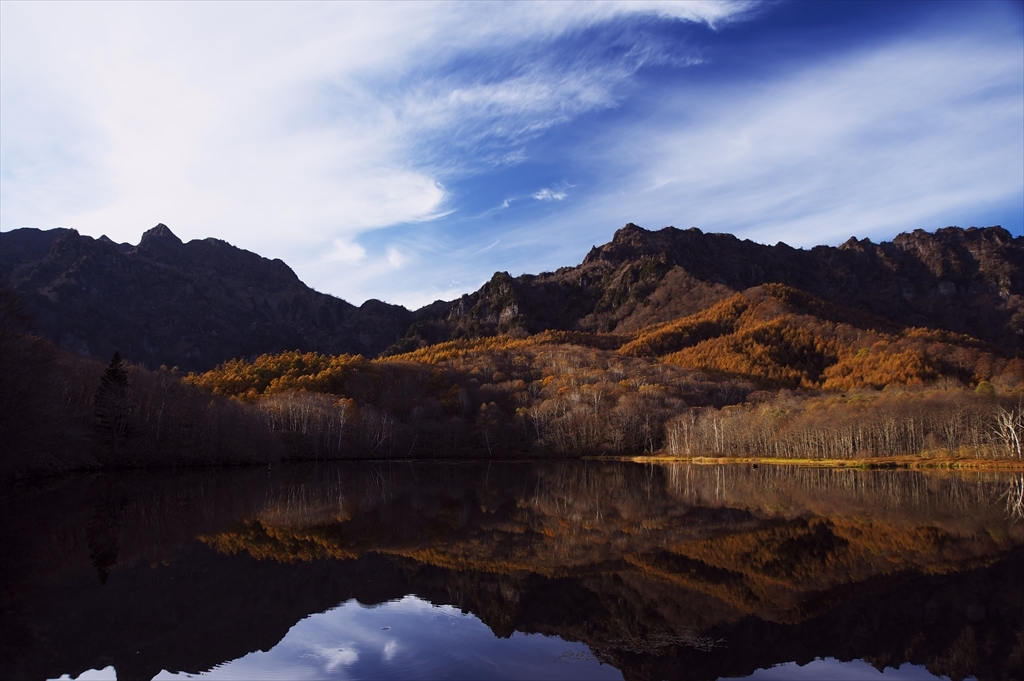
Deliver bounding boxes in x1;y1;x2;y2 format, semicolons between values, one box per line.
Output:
95;351;131;437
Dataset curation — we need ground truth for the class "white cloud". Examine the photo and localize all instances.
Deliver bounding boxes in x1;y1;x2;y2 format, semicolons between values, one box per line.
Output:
386;246;409;269
318;646;358;672
610;0;758;27
533;188;568;201
324;239;367;264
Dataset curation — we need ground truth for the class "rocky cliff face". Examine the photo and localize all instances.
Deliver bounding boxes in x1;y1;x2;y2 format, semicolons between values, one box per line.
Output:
422;224;1022;353
1;225;415;371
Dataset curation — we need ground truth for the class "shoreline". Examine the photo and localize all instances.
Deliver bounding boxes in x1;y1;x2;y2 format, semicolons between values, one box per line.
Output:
6;454;1023;484
599;455;1024;471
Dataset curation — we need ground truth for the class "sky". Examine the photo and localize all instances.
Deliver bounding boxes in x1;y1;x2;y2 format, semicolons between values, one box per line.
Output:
2;1;1022;309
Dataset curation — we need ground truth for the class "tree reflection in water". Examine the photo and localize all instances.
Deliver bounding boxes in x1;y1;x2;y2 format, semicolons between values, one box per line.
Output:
1002;473;1024;523
2;461;1021;681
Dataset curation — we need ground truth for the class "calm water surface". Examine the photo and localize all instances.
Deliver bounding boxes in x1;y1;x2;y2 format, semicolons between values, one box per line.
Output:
2;461;1021;681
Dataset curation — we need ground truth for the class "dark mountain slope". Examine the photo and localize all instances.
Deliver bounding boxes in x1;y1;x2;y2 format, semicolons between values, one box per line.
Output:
1;225;416;371
416;224;1022;354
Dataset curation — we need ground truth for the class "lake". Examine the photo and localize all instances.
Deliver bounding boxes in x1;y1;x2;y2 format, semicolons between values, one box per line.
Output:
2;461;1021;681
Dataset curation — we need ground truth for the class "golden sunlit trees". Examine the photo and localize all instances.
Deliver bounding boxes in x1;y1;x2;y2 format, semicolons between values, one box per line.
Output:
186;351;371;399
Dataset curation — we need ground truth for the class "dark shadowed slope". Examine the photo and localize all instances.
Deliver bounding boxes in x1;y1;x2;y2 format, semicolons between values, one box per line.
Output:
1;225;418;371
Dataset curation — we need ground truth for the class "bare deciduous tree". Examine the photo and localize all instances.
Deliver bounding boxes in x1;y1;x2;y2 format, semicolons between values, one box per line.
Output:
993;403;1023;459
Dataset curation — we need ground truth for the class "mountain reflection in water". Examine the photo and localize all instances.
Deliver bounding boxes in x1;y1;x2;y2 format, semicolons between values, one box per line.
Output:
2;461;1021;681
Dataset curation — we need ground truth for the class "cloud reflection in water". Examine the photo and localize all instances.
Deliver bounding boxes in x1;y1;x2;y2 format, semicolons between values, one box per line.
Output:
152;594;622;680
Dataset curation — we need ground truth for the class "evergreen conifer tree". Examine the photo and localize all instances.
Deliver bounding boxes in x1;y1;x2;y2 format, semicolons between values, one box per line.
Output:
95;351;131;437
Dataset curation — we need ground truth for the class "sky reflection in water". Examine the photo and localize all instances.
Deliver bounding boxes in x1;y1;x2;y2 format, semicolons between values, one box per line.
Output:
151;595;621;681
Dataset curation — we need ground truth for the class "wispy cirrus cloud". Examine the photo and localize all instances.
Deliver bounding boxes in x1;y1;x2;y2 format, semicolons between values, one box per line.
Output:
324;239;367;265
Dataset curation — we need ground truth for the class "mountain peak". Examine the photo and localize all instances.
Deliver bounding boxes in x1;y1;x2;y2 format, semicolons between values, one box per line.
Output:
138;223;183;251
613;223;649;241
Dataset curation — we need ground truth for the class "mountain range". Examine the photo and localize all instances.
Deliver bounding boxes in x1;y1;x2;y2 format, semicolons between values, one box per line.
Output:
1;222;1020;371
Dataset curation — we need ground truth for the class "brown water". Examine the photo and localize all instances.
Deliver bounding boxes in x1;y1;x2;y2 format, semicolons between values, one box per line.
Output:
2;461;1021;681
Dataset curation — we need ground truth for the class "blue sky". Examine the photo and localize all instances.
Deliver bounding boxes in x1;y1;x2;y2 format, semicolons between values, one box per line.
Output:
2;1;1022;308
